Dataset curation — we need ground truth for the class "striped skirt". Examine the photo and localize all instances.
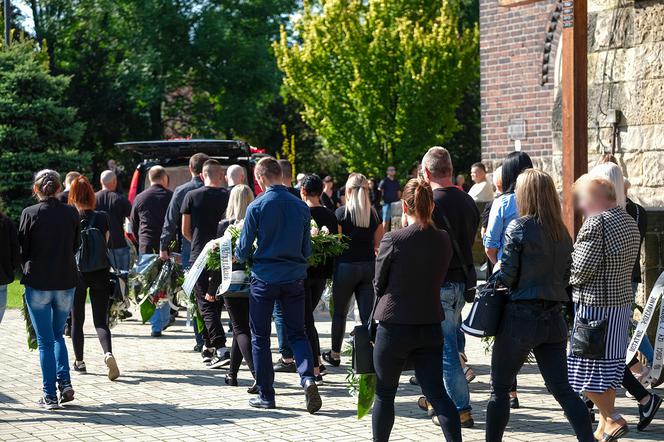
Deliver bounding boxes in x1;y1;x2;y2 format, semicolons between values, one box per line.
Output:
567;303;631;393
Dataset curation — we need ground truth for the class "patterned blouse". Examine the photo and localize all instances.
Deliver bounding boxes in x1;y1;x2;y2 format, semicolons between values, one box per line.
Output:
570;206;641;307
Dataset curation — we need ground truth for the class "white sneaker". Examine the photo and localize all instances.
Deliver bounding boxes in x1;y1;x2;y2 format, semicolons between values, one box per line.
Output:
105;353;120;381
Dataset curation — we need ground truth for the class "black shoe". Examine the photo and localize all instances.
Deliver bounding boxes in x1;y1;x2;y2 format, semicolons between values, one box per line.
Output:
73;361;87;374
193;344;202;353
247;381;259;395
208;351;231;369
322;351;341;367
314;374;324;385
304;379;322;414
638;393;662;431
319;364;327;377
273;358;297;373
409;376;419;386
249;397;275;409
225;373;238;387
510;397;520;409
151;331;162;338
58;385;75;404
201;348;214;365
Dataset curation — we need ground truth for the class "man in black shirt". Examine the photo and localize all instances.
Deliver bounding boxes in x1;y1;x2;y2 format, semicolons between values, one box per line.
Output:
129;166;173;337
57;171;81;204
277;159;301;199
96;170;132;271
182;160;230;368
421;146;479;428
378;166;401;232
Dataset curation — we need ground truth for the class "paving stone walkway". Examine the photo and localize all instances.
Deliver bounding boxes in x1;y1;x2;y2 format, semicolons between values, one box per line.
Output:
0;305;662;441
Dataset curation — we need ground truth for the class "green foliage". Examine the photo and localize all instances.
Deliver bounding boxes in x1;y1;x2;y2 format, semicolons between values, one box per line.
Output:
0;40;87;219
275;0;479;177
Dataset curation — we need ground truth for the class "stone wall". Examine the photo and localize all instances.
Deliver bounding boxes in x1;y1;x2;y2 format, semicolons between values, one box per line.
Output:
549;0;664;208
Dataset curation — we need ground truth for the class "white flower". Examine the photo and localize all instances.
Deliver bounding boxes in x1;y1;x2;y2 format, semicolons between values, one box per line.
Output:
320;226;330;235
311;226;320;237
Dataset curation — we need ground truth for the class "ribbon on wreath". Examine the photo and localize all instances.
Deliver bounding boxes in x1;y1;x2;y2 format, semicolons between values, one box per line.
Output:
182;241;215;296
216;232;233;295
625;270;664;386
181;231;234;297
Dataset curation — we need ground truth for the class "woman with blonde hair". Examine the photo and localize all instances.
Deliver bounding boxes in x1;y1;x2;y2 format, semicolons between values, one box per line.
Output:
208;184;257;392
486;169;593;442
568;174;640;441
323;173;384;366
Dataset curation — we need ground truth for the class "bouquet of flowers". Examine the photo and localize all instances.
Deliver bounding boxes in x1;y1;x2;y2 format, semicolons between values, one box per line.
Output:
129;254;183;323
309;220;349;267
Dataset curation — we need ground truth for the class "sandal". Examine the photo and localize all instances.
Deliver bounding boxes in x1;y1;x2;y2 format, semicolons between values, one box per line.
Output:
464;366;476;383
600;425;629;442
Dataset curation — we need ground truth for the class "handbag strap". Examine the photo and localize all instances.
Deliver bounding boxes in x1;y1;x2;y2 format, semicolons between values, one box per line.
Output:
441;215;472;285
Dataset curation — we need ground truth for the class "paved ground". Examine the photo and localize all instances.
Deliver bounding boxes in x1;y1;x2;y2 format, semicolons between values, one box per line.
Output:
0;304;662;442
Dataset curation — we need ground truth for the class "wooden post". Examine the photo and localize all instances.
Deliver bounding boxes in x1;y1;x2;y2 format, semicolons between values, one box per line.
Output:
561;0;588;237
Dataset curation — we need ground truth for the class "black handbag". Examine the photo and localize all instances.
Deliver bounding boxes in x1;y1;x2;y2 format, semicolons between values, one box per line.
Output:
461;272;507;337
441;215;477;303
352;296;379;374
571;216;608;359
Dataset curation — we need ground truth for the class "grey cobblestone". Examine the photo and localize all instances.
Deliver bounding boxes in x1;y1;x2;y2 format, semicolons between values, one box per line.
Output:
0;306;662;441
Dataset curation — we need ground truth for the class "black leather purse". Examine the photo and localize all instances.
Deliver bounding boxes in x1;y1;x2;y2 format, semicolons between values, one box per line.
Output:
461;272;507;337
571;216;608;359
352;297;379;374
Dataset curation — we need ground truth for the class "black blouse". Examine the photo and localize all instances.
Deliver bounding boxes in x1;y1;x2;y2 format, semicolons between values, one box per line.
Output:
19;198;81;290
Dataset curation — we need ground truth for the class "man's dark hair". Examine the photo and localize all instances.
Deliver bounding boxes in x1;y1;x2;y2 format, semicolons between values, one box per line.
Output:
190;153;210;175
471;162;486;173
255;157;283;181
202;159;223;180
501;151;533;194
277;159;293;179
302;174;324;197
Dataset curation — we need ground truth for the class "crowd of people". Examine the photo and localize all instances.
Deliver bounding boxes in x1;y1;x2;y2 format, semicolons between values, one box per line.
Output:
0;144;661;442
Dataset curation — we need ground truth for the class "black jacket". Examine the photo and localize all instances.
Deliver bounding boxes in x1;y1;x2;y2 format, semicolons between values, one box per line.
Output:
0;214;19;285
130;184;173;255
373;223;452;324
498;216;573;303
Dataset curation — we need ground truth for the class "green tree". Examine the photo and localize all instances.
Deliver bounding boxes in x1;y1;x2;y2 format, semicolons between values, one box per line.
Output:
0;40;88;219
275;0;479;177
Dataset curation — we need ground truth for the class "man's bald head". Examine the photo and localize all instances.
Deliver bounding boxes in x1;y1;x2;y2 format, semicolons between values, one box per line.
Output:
226;164;246;187
100;170;117;191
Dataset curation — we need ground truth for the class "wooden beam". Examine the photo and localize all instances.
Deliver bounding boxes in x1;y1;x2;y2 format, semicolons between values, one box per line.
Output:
561;0;588;237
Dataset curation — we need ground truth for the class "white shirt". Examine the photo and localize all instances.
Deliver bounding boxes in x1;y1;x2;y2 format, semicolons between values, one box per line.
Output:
468;181;494;202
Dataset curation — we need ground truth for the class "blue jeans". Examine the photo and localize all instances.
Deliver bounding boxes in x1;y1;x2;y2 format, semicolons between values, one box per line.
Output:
151;302;171;333
273;302;293;359
108;247;130;272
440;282;471;412
0;284;6;324
24;286;75;398
249;278;315;402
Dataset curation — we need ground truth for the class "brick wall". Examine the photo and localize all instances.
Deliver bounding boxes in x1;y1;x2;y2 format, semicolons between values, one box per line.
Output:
480;0;561;167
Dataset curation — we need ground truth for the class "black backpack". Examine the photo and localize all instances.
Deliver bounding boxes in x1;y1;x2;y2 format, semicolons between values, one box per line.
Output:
76;212;110;273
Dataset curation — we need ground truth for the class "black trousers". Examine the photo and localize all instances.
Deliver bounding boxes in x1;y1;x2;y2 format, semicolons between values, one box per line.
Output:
224;296;254;377
304;278;326;366
373;322;461;442
331;261;375;353
71;269;112;361
195;270;226;349
486;302;594;442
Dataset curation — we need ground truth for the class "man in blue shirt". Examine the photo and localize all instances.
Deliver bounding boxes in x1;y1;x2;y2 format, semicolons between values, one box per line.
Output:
235;157;321;413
